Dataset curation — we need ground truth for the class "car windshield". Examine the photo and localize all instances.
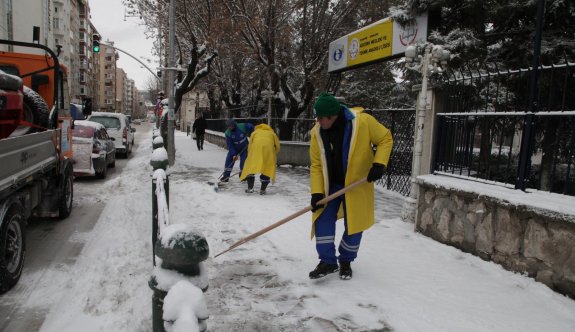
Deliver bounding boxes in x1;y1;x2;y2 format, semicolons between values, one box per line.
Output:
72;125;95;138
89;116;121;129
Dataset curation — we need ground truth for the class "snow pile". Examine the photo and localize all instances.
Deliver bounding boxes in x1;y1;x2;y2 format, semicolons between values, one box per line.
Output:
151;147;168;162
163;280;208;332
153;169;169;226
153;135;164;145
151;263;208;293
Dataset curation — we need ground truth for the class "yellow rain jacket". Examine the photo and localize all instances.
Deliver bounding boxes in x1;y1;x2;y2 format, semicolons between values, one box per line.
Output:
310;107;393;237
240;124;280;182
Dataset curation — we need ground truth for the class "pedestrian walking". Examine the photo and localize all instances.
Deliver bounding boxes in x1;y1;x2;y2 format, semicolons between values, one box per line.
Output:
221;118;254;182
308;92;393;280
240;121;280;194
192;113;207;150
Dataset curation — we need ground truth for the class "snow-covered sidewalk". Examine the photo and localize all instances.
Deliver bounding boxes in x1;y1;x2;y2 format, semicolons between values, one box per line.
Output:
40;125;575;332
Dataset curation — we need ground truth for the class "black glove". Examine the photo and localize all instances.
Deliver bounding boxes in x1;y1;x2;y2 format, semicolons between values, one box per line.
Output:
367;163;386;183
310;193;325;212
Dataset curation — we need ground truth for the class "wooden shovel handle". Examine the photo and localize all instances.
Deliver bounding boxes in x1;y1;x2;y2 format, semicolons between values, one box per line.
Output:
214;177;368;258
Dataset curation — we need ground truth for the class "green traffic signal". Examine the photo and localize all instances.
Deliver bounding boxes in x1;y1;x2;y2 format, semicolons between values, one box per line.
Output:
92;34;101;53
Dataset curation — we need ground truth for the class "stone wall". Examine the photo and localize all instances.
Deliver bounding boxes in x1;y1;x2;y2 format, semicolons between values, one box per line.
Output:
416;176;575;299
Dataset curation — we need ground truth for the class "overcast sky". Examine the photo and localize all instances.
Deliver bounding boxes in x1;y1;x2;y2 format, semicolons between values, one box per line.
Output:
89;0;156;90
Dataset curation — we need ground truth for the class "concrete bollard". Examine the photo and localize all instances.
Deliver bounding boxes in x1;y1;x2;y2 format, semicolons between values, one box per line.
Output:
149;224;210;331
153;135;164;150
150;147;168;170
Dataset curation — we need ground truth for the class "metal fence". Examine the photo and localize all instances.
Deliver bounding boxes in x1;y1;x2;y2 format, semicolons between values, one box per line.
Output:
434;62;575;195
205;118;316;141
369;109;415;196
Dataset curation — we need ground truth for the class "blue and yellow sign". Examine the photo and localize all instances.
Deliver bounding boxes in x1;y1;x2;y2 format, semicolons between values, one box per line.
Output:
328;13;428;73
347;19;393;67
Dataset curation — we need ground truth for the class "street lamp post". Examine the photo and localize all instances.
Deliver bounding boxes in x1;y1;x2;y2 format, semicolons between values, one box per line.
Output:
167;0;176;166
400;43;450;223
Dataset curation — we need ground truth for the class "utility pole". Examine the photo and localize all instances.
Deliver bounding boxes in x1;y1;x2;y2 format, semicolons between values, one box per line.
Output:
400;43;450;223
167;0;176;165
262;88;274;125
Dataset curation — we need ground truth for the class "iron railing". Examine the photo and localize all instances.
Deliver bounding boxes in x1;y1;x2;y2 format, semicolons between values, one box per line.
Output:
369;109;415;196
206;117;316;142
434;62;575;195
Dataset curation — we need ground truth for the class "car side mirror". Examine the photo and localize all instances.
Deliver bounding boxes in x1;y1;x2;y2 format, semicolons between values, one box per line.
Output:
131;128;136;132
110;137;116;141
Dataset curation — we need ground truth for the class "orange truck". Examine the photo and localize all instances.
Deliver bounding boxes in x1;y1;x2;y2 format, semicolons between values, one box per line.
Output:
0;39;74;293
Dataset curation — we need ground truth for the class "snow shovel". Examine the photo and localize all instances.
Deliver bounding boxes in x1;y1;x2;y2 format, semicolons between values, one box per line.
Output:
214;177;368;258
208;171;241;192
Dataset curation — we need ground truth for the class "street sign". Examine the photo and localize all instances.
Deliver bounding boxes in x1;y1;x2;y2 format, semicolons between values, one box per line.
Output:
328;13;428;73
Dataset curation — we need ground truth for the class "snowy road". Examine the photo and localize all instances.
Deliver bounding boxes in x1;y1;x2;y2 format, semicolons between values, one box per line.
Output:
0;124;145;331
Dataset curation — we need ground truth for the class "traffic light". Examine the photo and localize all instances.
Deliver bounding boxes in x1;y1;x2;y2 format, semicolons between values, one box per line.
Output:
92;34;101;53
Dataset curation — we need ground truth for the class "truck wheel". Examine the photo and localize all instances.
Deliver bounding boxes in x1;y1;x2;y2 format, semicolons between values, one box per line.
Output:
58;166;73;219
0;206;26;294
12;86;50;136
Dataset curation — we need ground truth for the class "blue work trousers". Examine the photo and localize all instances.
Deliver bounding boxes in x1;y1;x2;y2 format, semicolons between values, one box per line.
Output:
223;148;248;179
314;184;363;265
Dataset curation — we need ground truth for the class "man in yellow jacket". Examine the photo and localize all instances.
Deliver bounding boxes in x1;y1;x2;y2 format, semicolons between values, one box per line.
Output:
240;122;280;194
308;92;393;280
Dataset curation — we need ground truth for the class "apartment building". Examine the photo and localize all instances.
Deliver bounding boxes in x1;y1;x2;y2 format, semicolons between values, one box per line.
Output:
98;42;118;112
1;0;137;114
0;0;53;53
115;67;126;113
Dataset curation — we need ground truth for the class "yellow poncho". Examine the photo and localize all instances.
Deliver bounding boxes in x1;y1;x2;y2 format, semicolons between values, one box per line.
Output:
310;107;393;237
240;124;280;182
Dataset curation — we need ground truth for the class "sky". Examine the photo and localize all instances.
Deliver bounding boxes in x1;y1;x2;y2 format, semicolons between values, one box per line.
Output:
89;0;157;90
25;124;575;331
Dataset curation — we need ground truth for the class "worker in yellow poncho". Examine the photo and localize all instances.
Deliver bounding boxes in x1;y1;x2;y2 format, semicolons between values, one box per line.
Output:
308;92;393;280
239;121;280;195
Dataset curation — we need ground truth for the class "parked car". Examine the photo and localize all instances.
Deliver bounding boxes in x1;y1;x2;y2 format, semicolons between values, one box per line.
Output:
72;120;116;178
87;112;135;157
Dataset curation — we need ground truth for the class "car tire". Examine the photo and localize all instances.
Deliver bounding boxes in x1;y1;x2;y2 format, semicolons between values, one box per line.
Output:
96;161;107;179
10;86;50;136
110;155;116;168
58;165;73;219
0;204;26;294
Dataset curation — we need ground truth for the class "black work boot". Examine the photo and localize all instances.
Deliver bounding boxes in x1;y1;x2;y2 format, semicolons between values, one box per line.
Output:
309;261;338;279
260;181;269;195
339;261;352;280
245;176;255;193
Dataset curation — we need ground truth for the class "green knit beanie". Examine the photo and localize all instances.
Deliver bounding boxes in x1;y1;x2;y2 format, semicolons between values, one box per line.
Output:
313;92;340;117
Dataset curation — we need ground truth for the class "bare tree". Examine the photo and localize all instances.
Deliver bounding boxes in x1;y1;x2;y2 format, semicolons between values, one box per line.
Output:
221;0;360;139
124;0;218;114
